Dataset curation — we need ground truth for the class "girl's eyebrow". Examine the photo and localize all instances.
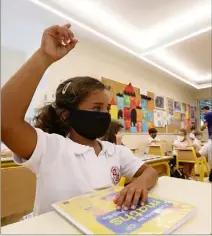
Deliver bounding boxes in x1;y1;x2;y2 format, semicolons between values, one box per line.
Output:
92;102;104;105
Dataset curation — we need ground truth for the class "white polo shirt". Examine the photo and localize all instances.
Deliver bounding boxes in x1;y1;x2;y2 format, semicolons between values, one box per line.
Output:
199;139;212;168
14;128;144;216
148;136;160;145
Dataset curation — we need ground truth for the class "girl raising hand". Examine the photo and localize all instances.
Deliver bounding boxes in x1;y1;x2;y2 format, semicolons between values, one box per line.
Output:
2;24;158;216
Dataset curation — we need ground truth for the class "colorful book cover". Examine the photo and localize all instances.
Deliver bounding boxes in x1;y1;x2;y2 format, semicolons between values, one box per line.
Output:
52;187;195;234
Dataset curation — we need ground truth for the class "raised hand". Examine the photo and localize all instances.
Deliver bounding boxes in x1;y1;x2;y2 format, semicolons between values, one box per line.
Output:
40;23;78;63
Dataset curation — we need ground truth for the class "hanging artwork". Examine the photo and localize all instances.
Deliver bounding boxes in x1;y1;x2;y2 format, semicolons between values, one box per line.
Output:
174;101;181;112
182;103;186;113
167;98;174;115
154;110;167;127
155;95;165;110
191;106;195;119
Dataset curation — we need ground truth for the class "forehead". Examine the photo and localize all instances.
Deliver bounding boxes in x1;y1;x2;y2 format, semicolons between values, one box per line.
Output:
82;89;110;104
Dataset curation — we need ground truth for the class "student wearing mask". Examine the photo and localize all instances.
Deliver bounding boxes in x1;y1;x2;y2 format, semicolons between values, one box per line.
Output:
102;120;124;145
1;24;158;216
148;128;160;145
173;129;193;179
192;130;202;153
189;127;196;141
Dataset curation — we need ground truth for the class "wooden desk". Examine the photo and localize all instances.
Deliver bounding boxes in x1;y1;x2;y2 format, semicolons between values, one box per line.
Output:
2;177;211;234
143;155;173;176
1;166;36;226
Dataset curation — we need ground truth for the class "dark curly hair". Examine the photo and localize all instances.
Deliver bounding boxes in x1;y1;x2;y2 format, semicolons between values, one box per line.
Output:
33;76;107;137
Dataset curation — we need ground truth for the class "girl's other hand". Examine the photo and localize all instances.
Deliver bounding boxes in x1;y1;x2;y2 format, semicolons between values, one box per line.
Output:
113;179;148;210
40;24;78;63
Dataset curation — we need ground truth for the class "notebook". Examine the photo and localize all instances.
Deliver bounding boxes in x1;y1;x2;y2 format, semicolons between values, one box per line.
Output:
52;186;196;234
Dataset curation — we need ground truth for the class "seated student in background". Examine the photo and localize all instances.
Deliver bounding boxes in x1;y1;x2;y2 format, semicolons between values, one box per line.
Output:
198;138;212;182
148;128;160;145
102;120;124;145
1;24;158;216
173;129;193;180
189;126;196;142
192;130;202;153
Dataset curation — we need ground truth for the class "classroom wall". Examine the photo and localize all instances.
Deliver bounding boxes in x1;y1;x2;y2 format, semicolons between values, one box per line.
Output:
46;40;198;153
1;46;26;88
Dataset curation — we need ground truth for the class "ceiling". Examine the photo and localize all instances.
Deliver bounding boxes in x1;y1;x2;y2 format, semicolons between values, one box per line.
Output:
1;0;212;89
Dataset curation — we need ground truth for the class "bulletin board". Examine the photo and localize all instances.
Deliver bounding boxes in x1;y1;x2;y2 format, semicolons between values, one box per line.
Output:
102;78;154;133
102;77;196;134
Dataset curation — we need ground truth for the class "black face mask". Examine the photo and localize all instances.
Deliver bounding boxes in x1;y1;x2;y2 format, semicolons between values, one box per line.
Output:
66;110;111;140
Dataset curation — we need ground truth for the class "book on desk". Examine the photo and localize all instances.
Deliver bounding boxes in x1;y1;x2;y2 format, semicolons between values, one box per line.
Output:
52;186;195;234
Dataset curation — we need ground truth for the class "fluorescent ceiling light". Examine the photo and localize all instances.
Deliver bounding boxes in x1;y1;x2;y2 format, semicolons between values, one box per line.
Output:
142;26;212;56
29;0;211;89
41;0;211;50
141;2;211;46
150;50;212;83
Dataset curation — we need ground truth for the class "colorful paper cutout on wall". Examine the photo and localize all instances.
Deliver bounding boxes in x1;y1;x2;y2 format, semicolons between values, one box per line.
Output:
130;96;137;109
147;99;154;111
116;95;124;110
142;121;148;132
136;109;142;122
123;94;130;108
142;110;149;121
136;122;142;132
110;105;118;120
148;112;153;122
141;99;147;110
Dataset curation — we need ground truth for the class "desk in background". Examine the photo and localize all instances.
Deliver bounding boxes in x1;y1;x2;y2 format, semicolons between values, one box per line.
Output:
2;176;211;234
142;155;172;176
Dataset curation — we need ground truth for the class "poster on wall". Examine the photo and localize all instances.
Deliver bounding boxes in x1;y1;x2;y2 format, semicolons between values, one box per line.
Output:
154;110;167;127
102;78;155;133
167;98;174;115
191;106;195;119
174;101;181;112
155;95;165;110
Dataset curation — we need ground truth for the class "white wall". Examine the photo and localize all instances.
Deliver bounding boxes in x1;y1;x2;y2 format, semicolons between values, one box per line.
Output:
46;40;198;153
1;46;26;88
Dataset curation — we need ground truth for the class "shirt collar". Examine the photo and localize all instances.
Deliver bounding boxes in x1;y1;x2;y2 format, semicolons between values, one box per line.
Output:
66;138;115;156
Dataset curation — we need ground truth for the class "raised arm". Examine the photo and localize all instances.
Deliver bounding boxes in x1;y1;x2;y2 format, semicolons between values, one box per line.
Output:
1;24;77;159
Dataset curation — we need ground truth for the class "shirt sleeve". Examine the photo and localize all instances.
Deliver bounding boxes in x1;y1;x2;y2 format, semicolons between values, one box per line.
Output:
119;146;144;179
199;143;208;156
13;128;48;175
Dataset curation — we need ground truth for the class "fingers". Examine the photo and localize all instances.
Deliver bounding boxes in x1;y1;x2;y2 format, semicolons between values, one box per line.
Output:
141;189;148;206
122;188;135;210
131;188;142;209
113;193;120;204
49;24;76;45
115;187;148;210
116;188;127;209
65;38;78;51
